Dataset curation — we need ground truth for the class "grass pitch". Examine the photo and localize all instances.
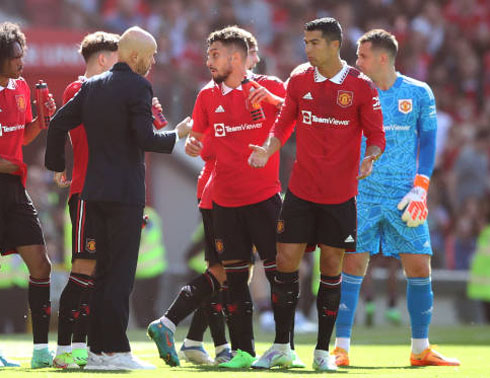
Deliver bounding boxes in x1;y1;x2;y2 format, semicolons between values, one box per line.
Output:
1;325;489;377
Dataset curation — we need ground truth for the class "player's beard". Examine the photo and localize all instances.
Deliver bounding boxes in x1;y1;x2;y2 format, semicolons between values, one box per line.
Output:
212;64;232;84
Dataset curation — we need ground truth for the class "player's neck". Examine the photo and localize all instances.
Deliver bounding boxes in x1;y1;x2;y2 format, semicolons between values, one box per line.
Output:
84;64;103;79
316;58;343;80
375;69;397;91
223;69;246;89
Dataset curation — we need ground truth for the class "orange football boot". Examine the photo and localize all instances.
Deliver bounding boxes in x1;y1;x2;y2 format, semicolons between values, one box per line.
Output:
410;347;460;366
331;347;349;366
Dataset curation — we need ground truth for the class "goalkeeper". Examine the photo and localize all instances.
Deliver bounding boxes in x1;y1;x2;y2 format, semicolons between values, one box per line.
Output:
332;29;460;367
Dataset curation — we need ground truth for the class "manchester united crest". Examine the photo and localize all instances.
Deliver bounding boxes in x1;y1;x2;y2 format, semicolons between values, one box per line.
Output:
277;220;285;234
86;239;96;253
337;90;354;108
215;239;224;254
15;95;26;112
398;99;413;114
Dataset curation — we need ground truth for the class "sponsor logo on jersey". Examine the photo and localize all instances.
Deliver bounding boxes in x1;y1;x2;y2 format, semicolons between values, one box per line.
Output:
301;110;350;127
383;124;411;131
214;123;226;137
215;239;224;254
215;105;225;113
0;124;24;137
372;96;381;110
15;94;26;112
337;90;354;108
302;92;313;100
398;99;413;114
213;122;262;137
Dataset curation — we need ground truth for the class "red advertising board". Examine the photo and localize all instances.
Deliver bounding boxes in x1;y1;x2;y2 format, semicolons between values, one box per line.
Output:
22;27;87;102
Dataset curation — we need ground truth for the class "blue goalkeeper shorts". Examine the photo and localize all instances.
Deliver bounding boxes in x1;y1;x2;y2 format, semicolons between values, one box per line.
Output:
352;198;432;257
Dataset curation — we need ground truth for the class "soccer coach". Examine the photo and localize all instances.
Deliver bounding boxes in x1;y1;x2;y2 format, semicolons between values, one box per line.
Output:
45;26;192;369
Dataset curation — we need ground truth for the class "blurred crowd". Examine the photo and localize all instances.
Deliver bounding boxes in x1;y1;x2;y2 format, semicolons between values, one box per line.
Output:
1;0;489;270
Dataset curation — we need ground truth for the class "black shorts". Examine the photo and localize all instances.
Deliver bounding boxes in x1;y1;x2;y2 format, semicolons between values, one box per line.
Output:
68;194;97;261
200;207;220;266
0;174;45;255
213;194;282;263
277;189;357;251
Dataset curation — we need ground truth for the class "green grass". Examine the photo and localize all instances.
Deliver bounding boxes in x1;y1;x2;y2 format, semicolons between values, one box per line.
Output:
1;325;489;377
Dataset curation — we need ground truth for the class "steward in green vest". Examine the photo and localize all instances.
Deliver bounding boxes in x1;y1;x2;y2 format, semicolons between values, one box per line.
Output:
467;224;490;322
131;207;167;328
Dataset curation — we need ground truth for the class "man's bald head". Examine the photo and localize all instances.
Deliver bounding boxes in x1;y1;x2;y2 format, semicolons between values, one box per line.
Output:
118;26;157;76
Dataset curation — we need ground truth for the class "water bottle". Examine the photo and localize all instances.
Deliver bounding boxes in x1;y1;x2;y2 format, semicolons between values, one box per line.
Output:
152;105;168;129
241;78;266;122
35;80;51;129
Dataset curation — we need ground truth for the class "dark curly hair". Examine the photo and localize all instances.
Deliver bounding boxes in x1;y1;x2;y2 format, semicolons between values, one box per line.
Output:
0;22;26;69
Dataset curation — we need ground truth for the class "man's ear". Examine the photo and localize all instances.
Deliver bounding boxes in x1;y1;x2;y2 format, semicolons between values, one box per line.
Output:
98;52;106;67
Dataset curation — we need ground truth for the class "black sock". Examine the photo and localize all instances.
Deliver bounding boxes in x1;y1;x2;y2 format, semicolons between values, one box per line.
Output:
272;271;299;344
222;281;239;351
316;274;342;351
224;263;254;356
58;274;84;345
72;275;94;344
205;291;227;347
29;276;51;344
165;270;220;326
264;259;295;348
186;306;207;342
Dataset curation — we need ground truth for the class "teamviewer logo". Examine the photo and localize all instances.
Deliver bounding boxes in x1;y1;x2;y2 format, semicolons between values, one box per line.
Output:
214;123;226;137
302;110;312;125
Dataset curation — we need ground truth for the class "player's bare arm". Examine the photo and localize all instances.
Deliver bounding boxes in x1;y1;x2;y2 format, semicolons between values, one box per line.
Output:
357;145;382;180
248;135;281;168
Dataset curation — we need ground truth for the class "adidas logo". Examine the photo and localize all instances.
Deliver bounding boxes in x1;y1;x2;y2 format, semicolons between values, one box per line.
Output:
215;105;225;113
344;235;355;243
339;303;349;311
303;92;313;100
423;240;430;248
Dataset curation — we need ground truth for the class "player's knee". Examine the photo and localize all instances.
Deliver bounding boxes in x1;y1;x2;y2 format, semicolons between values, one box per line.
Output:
276;251;300;272
71;259;96;276
402;255;431;278
208;263;226;285
30;258;51;278
342;253;369;276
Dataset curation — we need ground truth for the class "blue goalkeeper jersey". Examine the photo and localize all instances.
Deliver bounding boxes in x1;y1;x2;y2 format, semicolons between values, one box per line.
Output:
358;73;437;204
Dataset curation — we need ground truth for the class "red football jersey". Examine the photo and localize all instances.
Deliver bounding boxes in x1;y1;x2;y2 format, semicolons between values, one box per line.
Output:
272;64;385;204
199;166;215;210
0;78;33;185
192;74;286;207
62;78;88;198
197;133;215;210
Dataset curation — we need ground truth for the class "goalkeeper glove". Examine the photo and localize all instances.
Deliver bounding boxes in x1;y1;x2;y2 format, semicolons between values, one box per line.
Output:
397;174;430;227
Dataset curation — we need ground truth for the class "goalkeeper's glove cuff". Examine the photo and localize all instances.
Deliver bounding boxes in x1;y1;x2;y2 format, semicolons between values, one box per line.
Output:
414;174;430;191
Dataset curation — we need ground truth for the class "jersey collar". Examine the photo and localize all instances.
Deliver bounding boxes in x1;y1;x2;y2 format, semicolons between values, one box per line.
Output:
0;79;16;92
314;61;348;84
220;70;254;95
